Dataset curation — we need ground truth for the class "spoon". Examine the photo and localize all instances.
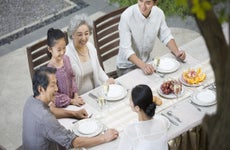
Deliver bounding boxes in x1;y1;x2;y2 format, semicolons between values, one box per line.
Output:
166;111;182;122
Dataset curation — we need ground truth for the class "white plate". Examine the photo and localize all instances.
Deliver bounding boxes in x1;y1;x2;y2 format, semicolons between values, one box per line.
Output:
157;87;185;99
157;58;180;73
192;90;216;106
102;84;128;101
72;118;104;137
179;75;204;87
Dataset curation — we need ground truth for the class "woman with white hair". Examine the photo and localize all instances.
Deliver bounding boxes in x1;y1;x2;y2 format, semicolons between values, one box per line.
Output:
66;14;115;95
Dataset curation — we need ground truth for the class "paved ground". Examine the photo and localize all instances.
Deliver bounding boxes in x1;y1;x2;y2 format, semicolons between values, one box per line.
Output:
0;0;89;46
0;0;203;149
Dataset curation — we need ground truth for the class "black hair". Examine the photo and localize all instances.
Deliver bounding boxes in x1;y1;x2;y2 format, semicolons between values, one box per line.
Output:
47;28;66;47
47;28;66;58
131;84;156;117
32;66;56;97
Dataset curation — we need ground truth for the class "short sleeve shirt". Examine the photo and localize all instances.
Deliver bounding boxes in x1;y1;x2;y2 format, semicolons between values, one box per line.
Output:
22;96;76;150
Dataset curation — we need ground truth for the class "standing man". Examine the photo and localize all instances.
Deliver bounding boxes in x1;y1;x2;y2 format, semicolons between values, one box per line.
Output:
23;66;118;149
116;0;186;76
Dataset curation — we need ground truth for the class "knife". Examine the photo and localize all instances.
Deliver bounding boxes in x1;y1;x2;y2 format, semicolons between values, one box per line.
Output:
88;93;98;100
161;113;179;126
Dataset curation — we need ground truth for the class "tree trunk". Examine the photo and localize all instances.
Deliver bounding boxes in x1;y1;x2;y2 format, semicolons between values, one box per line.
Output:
188;0;230;149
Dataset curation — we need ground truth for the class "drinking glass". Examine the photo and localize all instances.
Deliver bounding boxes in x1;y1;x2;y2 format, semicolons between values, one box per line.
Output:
96;95;107;118
102;82;109;96
153;58;160;71
173;81;182;102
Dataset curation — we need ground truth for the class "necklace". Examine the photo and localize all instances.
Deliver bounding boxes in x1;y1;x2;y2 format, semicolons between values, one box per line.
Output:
77;48;88;57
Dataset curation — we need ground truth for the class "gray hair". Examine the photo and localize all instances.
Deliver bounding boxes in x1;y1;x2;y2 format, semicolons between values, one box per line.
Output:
67;14;93;39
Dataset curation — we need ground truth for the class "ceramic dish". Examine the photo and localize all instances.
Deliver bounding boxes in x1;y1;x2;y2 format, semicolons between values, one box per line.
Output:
72;118;104;137
157;57;180;73
157;87;185;99
102;84;128;101
191;89;216;106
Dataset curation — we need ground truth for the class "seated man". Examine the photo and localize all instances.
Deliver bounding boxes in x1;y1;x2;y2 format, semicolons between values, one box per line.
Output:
22;66;119;149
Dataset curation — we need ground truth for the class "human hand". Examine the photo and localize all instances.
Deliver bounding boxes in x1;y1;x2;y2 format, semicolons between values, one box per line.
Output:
141;63;154;75
72;108;88;119
71;96;85;106
107;78;115;84
176;50;186;61
101;129;119;142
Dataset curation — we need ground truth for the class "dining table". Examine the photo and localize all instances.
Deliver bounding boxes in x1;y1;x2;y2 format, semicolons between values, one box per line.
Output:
58;36;217;149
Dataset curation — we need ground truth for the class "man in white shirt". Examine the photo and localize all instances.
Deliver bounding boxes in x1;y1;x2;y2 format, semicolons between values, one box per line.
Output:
116;0;186;76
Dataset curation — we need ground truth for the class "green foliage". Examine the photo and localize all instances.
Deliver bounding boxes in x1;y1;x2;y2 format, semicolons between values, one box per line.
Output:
109;0;229;22
191;0;212;20
109;0;190;17
177;0;229;22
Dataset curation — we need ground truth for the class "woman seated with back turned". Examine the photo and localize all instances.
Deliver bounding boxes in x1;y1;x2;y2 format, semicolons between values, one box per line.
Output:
118;84;169;150
65;14;115;95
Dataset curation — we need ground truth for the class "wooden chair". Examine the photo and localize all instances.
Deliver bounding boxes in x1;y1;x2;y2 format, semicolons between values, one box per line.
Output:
26;32;68;79
93;7;127;79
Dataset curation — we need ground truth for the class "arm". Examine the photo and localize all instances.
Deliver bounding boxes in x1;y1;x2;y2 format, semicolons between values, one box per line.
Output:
72;93;85;106
55;92;71;108
128;54;154;75
157;11;186;61
72;129;119;148
166;39;186;60
119;14;154;75
88;42;109;84
49;102;88;119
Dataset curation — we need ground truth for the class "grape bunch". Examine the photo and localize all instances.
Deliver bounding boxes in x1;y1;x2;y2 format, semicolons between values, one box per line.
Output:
160;80;175;95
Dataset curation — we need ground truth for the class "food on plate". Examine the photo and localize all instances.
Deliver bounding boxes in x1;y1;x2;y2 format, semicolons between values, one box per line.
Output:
160;80;182;95
153;96;162;106
182;68;206;84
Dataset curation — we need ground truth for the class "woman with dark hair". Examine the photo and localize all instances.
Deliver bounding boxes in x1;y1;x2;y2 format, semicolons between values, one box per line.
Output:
47;28;85;108
118;84;169;150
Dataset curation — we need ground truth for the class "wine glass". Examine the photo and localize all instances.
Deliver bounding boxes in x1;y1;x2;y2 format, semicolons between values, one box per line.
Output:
153;58;160;72
97;95;105;110
96;95;107;118
102;82;109;96
173;80;182;102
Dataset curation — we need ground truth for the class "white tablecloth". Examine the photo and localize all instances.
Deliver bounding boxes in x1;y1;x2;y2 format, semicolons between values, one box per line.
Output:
60;53;217;150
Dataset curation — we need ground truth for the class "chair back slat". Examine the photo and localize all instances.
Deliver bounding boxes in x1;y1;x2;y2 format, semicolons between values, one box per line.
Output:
100;40;119;55
97;25;119;40
93;7;127;78
31;47;48;60
95;17;120;32
101;47;119;62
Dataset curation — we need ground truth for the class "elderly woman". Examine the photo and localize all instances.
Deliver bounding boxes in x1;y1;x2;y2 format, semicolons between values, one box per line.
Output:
66;14;115;95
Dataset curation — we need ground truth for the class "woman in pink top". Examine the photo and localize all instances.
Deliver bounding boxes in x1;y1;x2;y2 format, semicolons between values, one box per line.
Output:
47;28;85;107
